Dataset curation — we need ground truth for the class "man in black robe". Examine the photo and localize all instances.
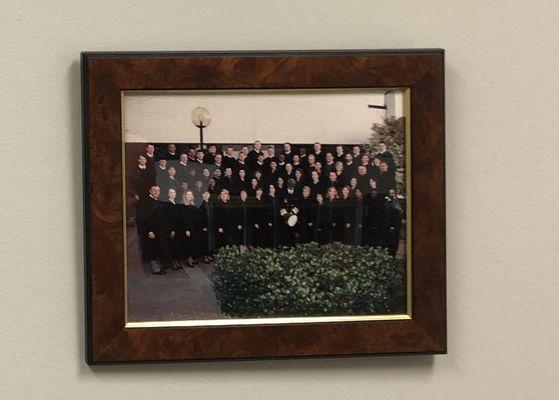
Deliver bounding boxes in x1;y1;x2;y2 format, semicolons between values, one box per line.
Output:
248;187;269;248
375;141;396;171
130;154;155;202
363;187;385;247
298;185;317;244
213;189;234;250
136;185;165;274
382;189;403;256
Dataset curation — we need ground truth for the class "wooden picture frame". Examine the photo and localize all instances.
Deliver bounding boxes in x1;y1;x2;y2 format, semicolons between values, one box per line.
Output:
82;50;445;364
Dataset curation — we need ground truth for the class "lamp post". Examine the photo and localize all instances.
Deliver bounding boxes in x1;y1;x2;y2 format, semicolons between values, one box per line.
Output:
191;106;211;149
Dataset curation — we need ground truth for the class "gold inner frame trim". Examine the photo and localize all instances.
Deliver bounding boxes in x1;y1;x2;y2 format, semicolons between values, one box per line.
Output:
122;87;413;329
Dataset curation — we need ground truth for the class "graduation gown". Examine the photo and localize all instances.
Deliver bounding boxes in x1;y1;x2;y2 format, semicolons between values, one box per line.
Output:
266;195;281;247
232;198;251;246
199;200;216;254
339;197;357;245
249;196;270;248
213;199;234;249
136;196;164;261
363;192;385;247
177;203;202;258
382;198;403;256
298;196;318;244
160;201;179;261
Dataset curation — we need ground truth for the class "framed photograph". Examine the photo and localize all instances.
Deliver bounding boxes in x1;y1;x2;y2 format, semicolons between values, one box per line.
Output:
82;50;445;364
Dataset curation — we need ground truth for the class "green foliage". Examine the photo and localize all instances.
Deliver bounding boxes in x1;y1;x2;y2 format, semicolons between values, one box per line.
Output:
211;243;406;318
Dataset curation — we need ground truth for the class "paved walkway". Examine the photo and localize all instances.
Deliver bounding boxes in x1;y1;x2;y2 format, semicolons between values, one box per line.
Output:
126;226;224;322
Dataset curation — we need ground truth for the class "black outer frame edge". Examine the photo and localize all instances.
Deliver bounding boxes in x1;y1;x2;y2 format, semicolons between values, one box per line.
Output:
81;49;447;365
79;48;444;59
440;50;448;355
81;53;94;365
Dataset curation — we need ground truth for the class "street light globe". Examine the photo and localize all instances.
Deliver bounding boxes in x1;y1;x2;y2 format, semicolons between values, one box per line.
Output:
191;106;211;127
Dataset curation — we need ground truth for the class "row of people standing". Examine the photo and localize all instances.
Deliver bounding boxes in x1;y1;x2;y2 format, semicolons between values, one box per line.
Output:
136;182;403;275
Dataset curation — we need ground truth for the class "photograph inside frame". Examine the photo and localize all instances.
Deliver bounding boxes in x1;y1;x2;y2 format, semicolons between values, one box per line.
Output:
123;88;411;326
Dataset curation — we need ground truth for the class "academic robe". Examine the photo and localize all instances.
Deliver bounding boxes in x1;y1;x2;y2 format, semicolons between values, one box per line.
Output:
248;196;270;248
177;203;202;258
136;196;164;261
213;199;234;249
298;196;318;244
199;200;216;255
160;201;179;262
363;192;385;247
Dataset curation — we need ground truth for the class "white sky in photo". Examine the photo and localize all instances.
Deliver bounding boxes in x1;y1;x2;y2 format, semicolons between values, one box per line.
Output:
123;89;404;144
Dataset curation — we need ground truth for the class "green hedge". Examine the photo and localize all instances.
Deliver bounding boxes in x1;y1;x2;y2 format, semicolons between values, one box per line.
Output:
212;243;406;318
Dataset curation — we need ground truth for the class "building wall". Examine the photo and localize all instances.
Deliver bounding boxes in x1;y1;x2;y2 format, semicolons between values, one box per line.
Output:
1;1;559;399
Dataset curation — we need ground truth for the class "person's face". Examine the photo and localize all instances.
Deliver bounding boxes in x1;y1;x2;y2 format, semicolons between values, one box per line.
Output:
188;149;195;158
293;155;300;163
314;143;321;152
302;187;310;198
202;169;210;177
251;178;258;187
257;154;264;162
361;155;370;165
316;194;323;204
196;151;204;160
240;191;247;201
239;169;246;179
315;162;322;171
283;143;291;153
180;154;188;163
308;154;315;164
335;162;343;171
369;179;377;189
238;152;246;161
342;187;350;198
270;161;277;171
226;147;234;156
195;181;203;189
267;147;275;156
269;185;275;195
242;146;249;155
311;171;318;180
373;157;381;167
328;172;337;181
159;159;167;168
214;169;222;177
208;179;215;187
215;154;222;163
255;171;262;179
209;145;216;154
380;162;388;172
295;170;302;179
254;141;261;151
277;154;285;162
350;177;357;187
146;144;155;154
168;144;176;153
220;190;229;202
138;155;147;166
345;154;353;163
353;146;360;155
150;186;160;198
256;188;263;197
277;177;284;187
389;189;396;198
168;167;176;177
285;163;292;173
326;153;333;163
358;166;366;175
225;168;232;177
336;146;343;154
378;143;387;153
168;189;176;201
328;188;337;200
202;191;210;201
355;189;363;199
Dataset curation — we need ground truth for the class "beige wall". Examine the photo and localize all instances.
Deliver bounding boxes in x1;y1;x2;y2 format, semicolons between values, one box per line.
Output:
1;1;558;399
123;90;399;144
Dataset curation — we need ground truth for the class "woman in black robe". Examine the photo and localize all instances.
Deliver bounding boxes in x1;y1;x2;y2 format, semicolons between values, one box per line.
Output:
315;193;330;245
213;189;234;250
232;190;251;249
339;186;357;245
298;185;317;244
326;186;343;243
199;191;215;263
161;188;181;269
266;185;281;247
249;187;269;248
178;190;200;268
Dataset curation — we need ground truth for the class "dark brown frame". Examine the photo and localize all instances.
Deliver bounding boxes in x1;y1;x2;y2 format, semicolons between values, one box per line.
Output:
82;50;446;364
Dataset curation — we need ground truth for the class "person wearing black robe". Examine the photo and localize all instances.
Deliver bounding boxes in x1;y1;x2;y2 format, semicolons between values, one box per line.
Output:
298;186;317;244
199;191;215;263
130;155;155;202
175;153;190;185
278;180;300;246
376;161;397;195
136;186;165;274
142;143;157;170
249;187;269;247
293;169;306;197
363;188;385;247
155;159;168;188
315;193;331;245
161;188;180;269
203;144;219;164
220;167;235;193
282;142;294;164
266;185;281;247
232;168;249;196
334;145;346;164
375;142;396;171
310;142;325;165
323;152;336;177
164;144;179;161
233;190;251;248
326;186;344;243
213;189;235;250
353;189;365;245
247;178;259;197
178;190;201;268
382;189;403;256
339;187;357;245
247;141;264;172
235;152;248;175
222;147;236;171
308;170;325;196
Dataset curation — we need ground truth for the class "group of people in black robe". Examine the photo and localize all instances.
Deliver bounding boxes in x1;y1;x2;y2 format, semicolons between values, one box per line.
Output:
129;141;404;274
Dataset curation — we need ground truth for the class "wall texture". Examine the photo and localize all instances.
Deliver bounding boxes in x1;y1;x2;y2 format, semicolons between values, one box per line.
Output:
1;1;558;399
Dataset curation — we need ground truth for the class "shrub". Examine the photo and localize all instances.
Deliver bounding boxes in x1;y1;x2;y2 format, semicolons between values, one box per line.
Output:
211;243;406;318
